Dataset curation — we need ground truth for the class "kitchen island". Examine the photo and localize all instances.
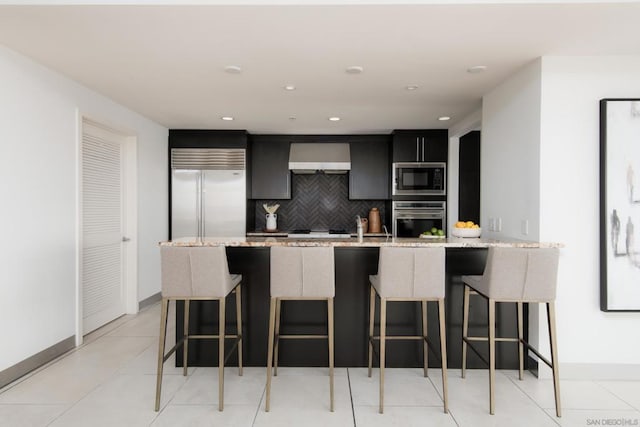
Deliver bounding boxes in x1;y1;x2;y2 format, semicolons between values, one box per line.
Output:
160;236;560;370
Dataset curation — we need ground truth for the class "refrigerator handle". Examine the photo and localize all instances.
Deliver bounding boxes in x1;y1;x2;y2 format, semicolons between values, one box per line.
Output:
197;172;202;238
201;172;206;238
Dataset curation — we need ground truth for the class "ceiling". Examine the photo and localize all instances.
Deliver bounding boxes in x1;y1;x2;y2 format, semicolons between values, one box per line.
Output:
0;2;639;134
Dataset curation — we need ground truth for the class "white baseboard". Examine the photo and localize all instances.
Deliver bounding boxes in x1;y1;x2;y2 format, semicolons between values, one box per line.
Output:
138;292;161;310
0;336;75;390
557;363;640;380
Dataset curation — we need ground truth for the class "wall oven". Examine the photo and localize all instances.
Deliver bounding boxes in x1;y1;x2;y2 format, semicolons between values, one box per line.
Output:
392;162;446;196
392;201;446;238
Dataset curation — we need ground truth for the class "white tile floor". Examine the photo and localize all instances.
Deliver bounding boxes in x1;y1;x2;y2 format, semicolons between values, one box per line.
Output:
1;303;639;427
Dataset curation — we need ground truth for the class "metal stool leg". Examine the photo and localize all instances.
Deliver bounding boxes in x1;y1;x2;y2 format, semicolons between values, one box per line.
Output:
368;284;375;378
273;298;282;376
379;298;387;414
328;297;335;412
265;297;277;412
218;297;226;411
461;285;470;378
183;300;190;376
548;302;562;417
422;300;428;377
517;301;524;380
236;285;243;376
488;298;496;415
438;298;449;413
154;298;169;411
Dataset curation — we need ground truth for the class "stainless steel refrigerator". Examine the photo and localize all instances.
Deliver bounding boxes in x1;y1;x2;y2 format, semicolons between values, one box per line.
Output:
171;148;246;238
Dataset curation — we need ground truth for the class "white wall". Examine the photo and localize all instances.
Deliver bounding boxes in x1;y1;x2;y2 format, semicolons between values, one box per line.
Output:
0;45;167;371
482;59;542;240
482;55;640;378
540;56;640;374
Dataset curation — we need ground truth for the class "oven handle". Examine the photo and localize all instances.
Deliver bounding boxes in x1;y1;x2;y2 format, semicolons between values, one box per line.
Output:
395;212;444;220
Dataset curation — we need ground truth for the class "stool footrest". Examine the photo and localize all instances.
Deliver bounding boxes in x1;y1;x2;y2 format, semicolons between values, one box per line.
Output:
466;336;519;342
370;335;426;341
522;339;553;369
277;334;328;340
161;335;242;365
185;334;241;340
161;337;186;364
369;335;444;365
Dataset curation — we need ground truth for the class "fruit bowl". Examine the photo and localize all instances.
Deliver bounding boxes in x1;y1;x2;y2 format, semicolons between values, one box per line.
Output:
451;227;482;238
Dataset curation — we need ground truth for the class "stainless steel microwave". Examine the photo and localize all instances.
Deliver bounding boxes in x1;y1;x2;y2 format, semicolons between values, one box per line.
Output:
392;162;446;196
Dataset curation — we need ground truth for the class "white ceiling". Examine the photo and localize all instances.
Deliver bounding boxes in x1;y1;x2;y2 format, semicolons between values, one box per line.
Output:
0;2;639;133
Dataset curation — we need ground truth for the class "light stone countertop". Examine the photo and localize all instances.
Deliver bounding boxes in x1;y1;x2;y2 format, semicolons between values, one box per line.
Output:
160;236;562;248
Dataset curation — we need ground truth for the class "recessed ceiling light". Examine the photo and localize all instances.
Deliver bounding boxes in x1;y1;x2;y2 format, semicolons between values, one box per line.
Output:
224;65;242;74
328;117;341;121
406;85;419;91
221;116;234;121
438;116;451;121
284;85;296;91
467;65;487;74
345;66;364;74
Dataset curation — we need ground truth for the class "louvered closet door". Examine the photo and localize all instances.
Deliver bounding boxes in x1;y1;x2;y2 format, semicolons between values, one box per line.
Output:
82;121;126;334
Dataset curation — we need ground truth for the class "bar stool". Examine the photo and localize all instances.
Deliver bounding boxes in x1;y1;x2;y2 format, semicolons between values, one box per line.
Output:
368;246;448;414
156;246;242;412
266;246;335;412
461;247;561;416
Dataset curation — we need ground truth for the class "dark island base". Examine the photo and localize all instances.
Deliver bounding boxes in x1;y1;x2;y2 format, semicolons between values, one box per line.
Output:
176;247;527;370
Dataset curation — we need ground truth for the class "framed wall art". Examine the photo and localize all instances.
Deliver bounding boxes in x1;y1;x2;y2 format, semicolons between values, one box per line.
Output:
600;98;640;311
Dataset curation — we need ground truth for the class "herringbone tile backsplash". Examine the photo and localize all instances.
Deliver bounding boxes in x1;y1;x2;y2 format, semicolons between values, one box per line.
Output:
254;174;386;232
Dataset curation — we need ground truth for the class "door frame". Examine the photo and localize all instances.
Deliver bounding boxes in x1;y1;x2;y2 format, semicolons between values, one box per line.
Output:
75;112;138;346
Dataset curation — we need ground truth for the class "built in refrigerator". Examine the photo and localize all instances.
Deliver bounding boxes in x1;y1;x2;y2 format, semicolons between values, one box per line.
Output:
170;148;246;238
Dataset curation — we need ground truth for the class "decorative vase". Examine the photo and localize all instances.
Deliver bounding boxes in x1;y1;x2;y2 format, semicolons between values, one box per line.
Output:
368;208;381;233
266;213;277;231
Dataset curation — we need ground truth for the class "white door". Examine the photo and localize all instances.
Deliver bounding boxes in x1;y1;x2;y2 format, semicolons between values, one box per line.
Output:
81;121;127;334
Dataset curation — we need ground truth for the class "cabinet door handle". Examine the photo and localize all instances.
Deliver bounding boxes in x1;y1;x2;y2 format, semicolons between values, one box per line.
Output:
422;137;425;162
416;137;420;162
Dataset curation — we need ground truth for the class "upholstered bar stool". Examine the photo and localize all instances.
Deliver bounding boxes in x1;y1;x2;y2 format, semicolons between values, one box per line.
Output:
461;247;561;416
266;246;335;412
368;247;448;414
156;246;243;412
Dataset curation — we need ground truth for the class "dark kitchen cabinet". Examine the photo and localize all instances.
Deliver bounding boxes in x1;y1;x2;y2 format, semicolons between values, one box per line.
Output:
392;130;448;163
250;135;291;199
168;129;248;150
349;136;390;200
458;130;481;224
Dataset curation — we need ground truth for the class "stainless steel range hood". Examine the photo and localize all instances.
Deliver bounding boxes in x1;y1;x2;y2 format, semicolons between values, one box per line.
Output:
288;143;351;174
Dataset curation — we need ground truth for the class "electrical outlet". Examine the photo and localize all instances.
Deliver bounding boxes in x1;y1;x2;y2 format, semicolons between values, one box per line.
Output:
521;219;529;235
496;218;502;232
488;217;495;231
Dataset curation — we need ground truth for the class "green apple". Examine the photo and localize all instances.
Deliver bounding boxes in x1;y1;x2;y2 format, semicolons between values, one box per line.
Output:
431;227;438;233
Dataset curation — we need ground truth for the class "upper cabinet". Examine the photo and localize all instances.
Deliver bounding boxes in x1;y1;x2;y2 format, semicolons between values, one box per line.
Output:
392;130;448;163
349;136;390;200
250;135;291;199
168;129;248;149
